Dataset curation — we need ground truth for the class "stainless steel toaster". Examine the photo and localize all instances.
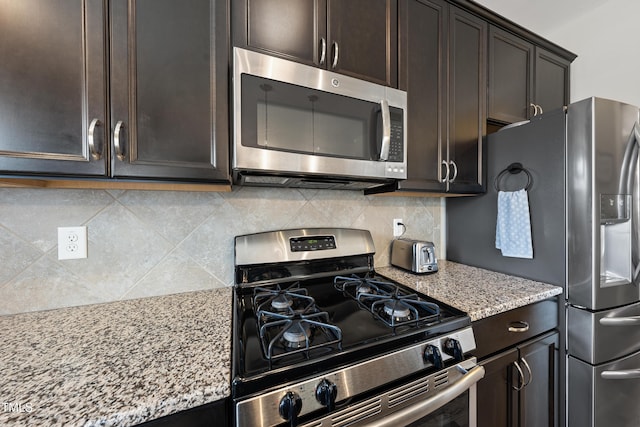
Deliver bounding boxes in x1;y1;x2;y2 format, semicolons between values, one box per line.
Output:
390;239;438;274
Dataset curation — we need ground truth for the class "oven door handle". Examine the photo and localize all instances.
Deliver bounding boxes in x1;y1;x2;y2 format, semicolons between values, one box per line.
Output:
364;365;485;427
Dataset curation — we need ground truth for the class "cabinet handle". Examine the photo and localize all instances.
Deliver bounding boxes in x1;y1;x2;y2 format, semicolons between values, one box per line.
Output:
379;99;390;161
113;120;126;161
88;118;102;160
319;38;327;65
508;321;530;332
449;161;458;182
530;103;544;117
520;357;533;387
512;361;526;391
441;160;450;183
331;41;339;68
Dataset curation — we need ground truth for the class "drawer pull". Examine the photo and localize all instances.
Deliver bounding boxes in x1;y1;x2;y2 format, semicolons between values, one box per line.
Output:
601;369;640;380
508;321;530;333
600;316;640;326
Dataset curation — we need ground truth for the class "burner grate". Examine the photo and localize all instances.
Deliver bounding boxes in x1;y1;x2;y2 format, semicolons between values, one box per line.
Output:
253;283;343;362
334;274;441;327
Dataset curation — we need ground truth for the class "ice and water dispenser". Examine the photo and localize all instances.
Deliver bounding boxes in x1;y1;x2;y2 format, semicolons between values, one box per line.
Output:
600;194;632;286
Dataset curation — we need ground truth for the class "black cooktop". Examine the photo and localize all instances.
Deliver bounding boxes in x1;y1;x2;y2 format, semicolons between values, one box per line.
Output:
231;271;470;398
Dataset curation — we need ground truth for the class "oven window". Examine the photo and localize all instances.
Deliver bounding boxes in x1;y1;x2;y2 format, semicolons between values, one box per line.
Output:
407;391;470;427
241;74;381;160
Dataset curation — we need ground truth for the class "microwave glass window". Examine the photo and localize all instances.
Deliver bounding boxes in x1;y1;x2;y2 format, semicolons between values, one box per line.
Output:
256;102;314;151
242;75;378;160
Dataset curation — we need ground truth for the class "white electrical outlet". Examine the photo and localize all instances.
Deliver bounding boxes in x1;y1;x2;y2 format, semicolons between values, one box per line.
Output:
58;226;88;260
393;218;404;237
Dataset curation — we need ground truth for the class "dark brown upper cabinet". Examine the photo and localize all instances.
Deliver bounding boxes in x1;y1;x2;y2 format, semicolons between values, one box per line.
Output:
233;0;398;87
110;0;229;181
394;0;486;195
0;0;229;183
0;0;107;176
534;47;571;118
488;26;570;124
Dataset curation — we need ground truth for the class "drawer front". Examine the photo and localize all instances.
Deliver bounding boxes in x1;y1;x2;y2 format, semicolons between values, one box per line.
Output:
472;298;558;359
568;300;640;365
568;348;640;427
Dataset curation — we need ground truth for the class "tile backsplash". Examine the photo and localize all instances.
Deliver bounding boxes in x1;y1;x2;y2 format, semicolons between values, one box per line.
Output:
0;187;443;315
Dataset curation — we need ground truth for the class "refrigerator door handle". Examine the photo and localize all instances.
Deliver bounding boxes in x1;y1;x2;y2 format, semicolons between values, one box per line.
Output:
601;369;640;380
600;315;640;326
617;122;640;195
617;121;640;282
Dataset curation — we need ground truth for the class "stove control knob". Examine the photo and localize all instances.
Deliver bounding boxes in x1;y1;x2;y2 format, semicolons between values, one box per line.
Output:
316;379;338;411
443;338;464;362
423;344;444;369
279;391;302;425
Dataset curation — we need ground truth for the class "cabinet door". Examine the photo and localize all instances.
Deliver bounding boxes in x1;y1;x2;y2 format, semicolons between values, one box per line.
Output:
234;0;327;67
488;26;534;124
110;0;229;181
534;47;570;115
518;332;559;427
478;348;519;427
447;6;486;193
396;0;447;192
327;0;398;87
0;0;107;176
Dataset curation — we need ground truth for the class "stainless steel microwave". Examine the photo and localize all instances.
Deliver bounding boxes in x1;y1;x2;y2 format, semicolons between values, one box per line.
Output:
232;47;407;190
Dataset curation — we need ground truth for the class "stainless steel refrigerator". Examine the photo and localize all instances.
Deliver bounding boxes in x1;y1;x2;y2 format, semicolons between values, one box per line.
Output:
447;97;640;427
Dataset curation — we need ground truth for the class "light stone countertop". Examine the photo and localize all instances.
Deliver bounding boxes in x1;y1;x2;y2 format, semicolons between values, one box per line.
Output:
377;260;563;321
0;261;562;427
0;287;232;427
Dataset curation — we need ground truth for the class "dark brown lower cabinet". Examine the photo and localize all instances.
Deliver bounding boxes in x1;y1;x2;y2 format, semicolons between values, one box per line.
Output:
478;331;559;427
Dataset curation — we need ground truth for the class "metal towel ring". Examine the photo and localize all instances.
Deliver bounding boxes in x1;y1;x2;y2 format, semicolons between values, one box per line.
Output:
494;162;533;191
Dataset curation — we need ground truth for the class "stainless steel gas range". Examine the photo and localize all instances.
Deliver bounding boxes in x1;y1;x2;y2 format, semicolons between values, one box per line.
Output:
231;228;485;427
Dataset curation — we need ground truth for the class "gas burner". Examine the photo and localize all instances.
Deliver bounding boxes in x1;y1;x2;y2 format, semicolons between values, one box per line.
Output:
282;321;312;348
254;282;311;314
356;282;373;296
382;300;412;322
336;276;442;327
334;275;394;297
257;309;343;361
271;294;293;311
366;293;441;327
252;283;343;362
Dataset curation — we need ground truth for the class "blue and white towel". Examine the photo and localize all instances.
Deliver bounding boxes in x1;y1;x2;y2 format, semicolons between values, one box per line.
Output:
495;189;533;259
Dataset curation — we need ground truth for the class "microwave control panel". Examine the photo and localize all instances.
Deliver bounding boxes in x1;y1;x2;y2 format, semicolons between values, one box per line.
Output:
388;109;404;163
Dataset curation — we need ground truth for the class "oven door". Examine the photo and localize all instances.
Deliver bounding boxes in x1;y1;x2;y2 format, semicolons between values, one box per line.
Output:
233;47;406;182
303;361;484;427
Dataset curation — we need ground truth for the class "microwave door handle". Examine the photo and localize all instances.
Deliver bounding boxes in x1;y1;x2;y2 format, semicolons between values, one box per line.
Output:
364;365;485;427
601;369;640;380
379;99;391;161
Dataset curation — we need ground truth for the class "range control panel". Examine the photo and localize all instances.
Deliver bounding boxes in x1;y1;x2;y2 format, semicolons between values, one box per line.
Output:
290;236;336;252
